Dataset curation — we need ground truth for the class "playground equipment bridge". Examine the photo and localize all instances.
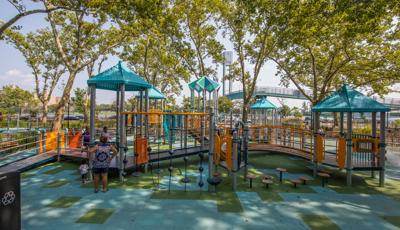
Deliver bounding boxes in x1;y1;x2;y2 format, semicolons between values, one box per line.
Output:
226;86;400;110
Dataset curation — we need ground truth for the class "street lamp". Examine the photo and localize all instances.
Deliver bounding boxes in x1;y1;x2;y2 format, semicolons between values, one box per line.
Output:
222;51;233;96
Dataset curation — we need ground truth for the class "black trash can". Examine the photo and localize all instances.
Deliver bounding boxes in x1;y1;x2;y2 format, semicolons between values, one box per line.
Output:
0;171;21;230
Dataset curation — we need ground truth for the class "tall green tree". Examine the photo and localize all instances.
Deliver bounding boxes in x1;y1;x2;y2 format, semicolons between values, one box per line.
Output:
170;0;224;78
220;0;281;122
120;14;191;97
0;0;77;38
44;1;124;131
272;0;399;105
0;85;37;115
71;88;87;122
218;96;233;114
5;28;65;124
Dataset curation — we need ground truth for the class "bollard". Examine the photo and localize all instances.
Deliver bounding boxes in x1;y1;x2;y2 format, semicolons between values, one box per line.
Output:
42;131;46;153
57;130;61;162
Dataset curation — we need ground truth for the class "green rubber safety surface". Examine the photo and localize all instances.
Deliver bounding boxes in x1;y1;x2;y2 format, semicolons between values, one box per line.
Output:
47;196;81;208
151;190;243;213
300;214;341;230
381;216;400;228
76;208;115;224
43;179;69;188
43;166;65;175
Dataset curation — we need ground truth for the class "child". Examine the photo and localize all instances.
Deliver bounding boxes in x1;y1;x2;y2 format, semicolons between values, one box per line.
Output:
82;127;90;153
79;159;89;184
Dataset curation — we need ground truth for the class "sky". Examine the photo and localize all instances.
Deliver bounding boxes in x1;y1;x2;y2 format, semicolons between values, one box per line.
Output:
0;1;399;109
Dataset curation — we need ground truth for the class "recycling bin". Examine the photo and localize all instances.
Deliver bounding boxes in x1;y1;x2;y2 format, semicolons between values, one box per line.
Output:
0;171;21;230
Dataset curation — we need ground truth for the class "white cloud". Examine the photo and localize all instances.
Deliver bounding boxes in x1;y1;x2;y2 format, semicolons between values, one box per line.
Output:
0;69;34;91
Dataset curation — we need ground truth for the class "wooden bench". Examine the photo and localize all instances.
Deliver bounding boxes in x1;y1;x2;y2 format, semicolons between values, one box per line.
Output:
298;176;313;185
290;179;301;188
262;179;273;188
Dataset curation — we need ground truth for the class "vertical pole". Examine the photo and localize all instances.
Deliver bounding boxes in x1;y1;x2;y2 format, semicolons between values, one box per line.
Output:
64;128;68;154
243;123;249;180
116;89;120;145
89;86;96;143
312;112;320;176
201;90;206;150
346;112;353;186
232;130;238;191
371;112;377;178
222;63;225;96
139;91;143;135
339;112;344;136
208;107;215;192
36;131;41;154
379;112;386;187
119;84;125;181
57;130;61;162
89;86;96;181
145;88;149;138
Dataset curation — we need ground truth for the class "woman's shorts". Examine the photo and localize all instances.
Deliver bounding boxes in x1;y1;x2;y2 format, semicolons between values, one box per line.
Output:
92;167;108;174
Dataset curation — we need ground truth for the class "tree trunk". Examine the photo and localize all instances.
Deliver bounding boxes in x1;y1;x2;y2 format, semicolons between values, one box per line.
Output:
41;102;48;125
51;71;77;131
242;101;249;123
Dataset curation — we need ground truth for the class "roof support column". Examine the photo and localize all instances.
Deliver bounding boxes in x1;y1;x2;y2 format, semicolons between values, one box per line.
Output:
379;112;386;187
89;85;96;181
139;91;143;135
89;86;96;144
145;88;149;138
346;112;353;186
201;89;206;150
116;88;120;146
339;112;344;137
119;84;125;181
312;112;320;177
371;112;377;178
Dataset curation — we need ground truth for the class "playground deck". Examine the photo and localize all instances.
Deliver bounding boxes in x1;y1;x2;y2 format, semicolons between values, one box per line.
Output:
249;144;382;171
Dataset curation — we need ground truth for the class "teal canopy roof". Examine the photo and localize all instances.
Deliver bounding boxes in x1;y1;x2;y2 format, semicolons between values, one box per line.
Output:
312;85;390;113
250;96;277;110
189;76;220;93
135;86;166;99
87;61;151;91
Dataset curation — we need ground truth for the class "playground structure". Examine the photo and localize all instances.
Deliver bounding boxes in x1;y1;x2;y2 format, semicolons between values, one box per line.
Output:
0;62;392;191
249;95;278;125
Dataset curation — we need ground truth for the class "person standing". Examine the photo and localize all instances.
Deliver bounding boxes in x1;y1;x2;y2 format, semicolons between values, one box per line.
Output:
88;136;118;193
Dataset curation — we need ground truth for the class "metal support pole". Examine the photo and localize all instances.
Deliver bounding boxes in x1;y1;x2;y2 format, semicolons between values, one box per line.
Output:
346;112;353;186
379;112;386;187
89;86;96;143
64;128;68;154
201;90;206;150
222;63;225;96
139;91;143;135
232;130;238;191
312;112;319;176
208;107;215;192
339;112;344;136
145;88;149;138
119;84;125;181
57;130;61;162
36;131;41;154
371;112;376;178
116;89;120;145
243;123;249;180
